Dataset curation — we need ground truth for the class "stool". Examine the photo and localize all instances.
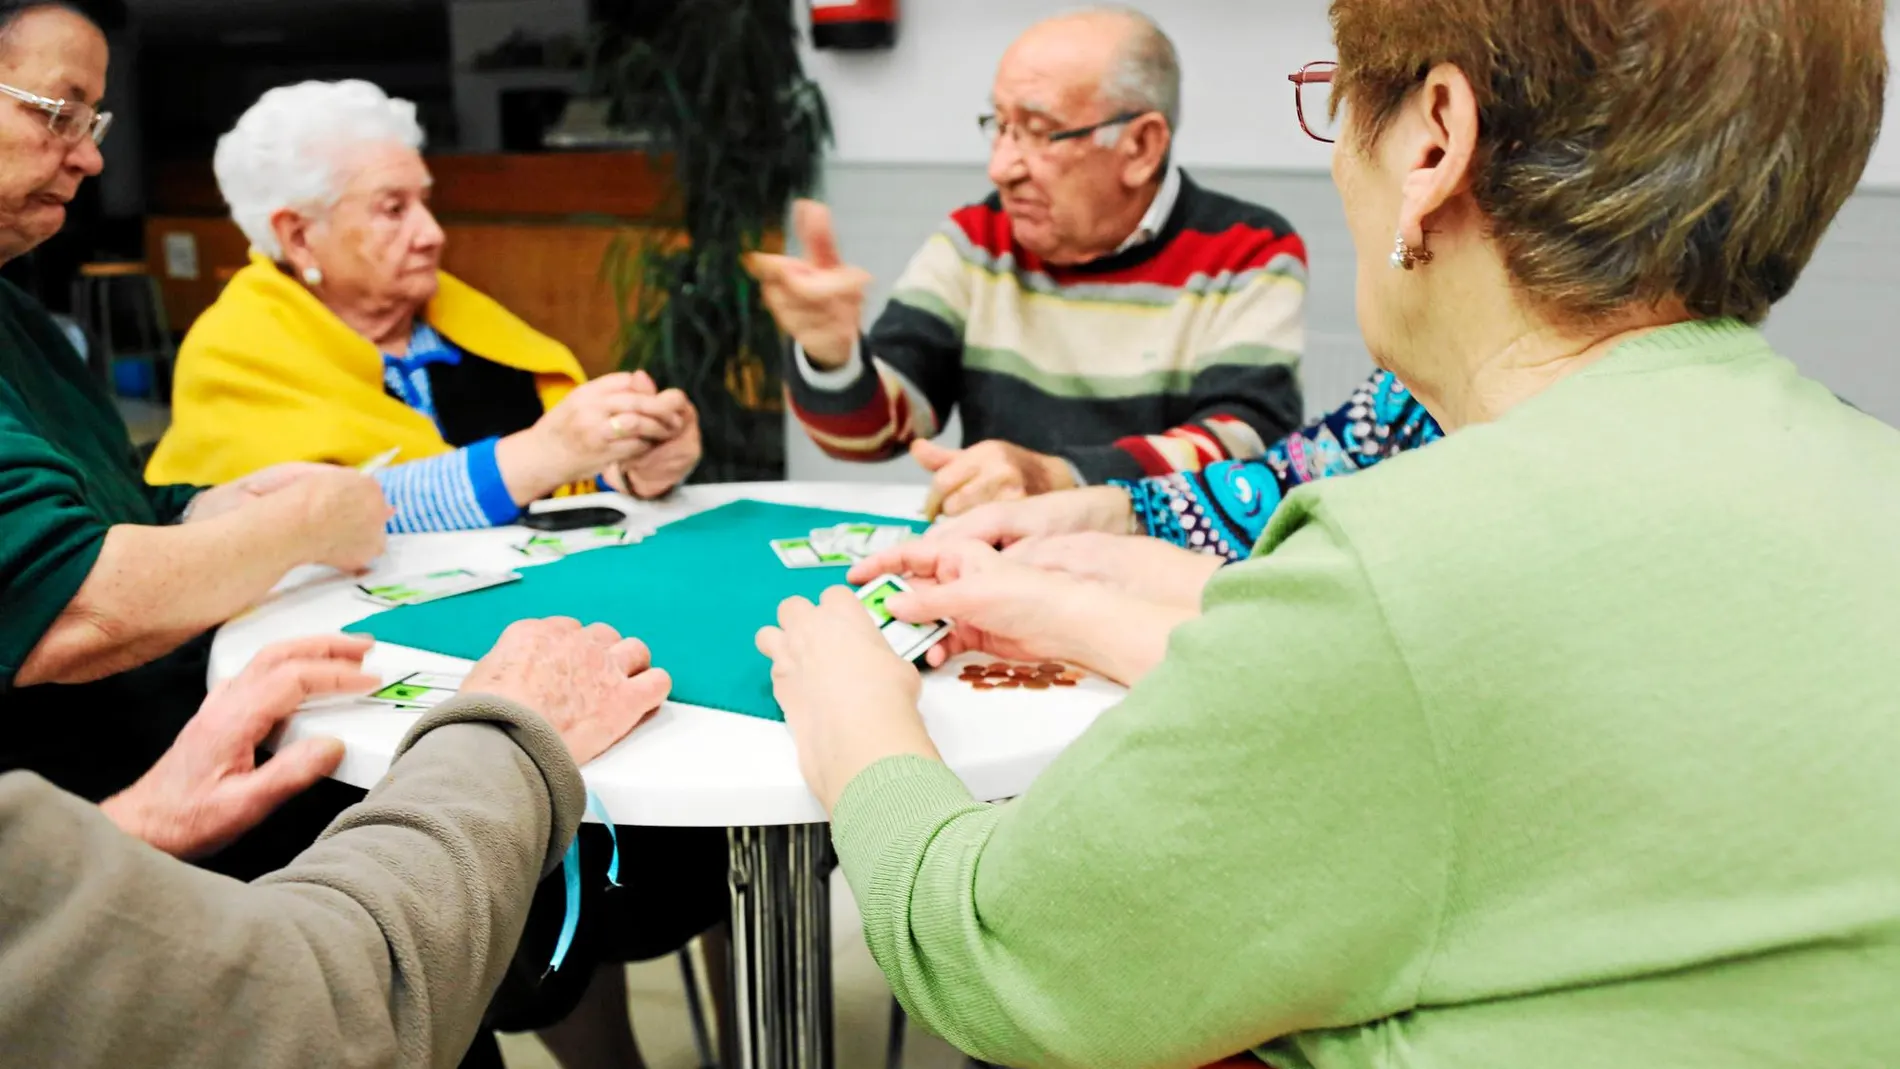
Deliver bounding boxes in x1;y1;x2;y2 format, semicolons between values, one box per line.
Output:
71;261;176;402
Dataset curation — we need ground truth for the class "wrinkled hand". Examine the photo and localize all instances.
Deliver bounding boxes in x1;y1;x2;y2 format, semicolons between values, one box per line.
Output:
1006;532;1223;610
755;587;935;809
913;438;1076;520
927;486;1139;548
504;373;686;500
845;539;1090;668
604;372;700;498
186;462;342;524
462;618;672;766
293;468;392;573
101;636;376;858
743;200;871;369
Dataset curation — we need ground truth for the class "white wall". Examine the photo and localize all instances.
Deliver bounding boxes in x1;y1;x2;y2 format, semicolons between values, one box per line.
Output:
447;0;589;151
798;0;1900;189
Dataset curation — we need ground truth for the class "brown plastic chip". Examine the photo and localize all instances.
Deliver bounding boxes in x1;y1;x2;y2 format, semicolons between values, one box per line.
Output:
997;679;1022;689
971;680;996;690
1037;663;1066;675
1052;678;1078;687
1024;678;1051;690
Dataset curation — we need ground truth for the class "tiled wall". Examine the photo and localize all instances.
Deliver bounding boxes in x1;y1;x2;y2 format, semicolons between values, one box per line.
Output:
787;165;1900;483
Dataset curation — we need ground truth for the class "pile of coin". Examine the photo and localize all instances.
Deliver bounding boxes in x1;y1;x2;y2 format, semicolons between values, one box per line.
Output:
956;661;1082;690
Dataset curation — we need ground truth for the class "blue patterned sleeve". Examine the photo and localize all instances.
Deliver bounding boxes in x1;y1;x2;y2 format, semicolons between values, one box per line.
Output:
1111;371;1443;562
374;437;523;533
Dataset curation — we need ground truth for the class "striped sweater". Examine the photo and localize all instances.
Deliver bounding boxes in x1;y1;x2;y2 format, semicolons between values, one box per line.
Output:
786;173;1308;483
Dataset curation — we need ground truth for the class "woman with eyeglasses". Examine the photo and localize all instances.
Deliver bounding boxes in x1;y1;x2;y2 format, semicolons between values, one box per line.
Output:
754;1;1900;1066
0;0;388;815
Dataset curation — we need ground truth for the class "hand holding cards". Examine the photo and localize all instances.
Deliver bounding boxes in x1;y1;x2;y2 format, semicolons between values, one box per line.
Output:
856;573;953;663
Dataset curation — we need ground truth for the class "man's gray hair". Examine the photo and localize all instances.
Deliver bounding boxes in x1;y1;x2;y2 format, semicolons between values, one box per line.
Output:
1082;5;1181;135
214;80;425;261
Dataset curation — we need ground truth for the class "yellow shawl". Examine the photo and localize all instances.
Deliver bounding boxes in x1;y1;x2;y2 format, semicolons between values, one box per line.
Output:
146;251;585;485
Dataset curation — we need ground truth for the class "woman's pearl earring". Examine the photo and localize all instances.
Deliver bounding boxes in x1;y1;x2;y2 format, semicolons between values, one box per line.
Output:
1389;230;1434;271
301;265;324;287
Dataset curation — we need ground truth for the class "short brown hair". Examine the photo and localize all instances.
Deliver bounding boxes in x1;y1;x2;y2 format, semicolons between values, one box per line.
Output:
1331;0;1887;325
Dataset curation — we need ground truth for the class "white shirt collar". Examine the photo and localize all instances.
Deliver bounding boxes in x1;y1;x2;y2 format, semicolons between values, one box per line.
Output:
1114;163;1183;254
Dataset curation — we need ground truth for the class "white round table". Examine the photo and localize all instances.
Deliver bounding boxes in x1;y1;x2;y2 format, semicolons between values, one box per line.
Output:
210;481;1124;1069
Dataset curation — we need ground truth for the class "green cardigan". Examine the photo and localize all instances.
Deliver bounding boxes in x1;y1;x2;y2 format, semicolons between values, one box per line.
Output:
833;319;1900;1068
0;279;206;800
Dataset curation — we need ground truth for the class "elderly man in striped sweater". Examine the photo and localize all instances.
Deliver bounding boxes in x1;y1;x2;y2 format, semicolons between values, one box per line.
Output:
749;6;1307;517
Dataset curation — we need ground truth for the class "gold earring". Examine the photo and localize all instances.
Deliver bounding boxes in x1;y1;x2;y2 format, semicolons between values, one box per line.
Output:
1389;230;1434;271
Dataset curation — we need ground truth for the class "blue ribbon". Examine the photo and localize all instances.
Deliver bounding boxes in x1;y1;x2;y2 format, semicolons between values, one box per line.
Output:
592;792;621;887
547;790;622;976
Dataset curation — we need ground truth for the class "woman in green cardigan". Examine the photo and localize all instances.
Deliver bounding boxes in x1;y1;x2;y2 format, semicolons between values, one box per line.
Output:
0;3;387;826
756;1;1900;1067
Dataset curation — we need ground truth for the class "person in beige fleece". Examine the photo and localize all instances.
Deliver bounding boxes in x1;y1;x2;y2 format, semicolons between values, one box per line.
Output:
0;616;672;1068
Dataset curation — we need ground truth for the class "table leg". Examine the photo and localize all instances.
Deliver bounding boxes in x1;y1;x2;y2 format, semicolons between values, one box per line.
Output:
727;825;836;1069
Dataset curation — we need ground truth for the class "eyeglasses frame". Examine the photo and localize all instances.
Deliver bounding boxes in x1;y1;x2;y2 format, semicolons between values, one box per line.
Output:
0;80;112;146
1288;61;1338;144
976;108;1151;153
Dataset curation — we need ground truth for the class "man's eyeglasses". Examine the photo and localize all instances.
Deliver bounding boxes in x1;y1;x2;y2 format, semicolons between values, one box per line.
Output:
1288;61;1340;144
977;109;1148;153
0;82;112;146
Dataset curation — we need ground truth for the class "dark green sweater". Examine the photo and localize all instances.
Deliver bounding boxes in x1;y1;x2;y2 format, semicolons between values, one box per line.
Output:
0;279;206;800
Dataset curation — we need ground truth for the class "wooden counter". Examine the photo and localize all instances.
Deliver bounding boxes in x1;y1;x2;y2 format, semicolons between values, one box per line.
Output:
144;152;728;378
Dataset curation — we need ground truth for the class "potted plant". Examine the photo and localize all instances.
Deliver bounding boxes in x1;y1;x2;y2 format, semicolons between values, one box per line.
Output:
594;0;831;482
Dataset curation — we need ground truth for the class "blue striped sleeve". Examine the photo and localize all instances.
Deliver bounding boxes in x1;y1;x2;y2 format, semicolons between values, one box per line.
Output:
463;437;522;526
375;439;522;533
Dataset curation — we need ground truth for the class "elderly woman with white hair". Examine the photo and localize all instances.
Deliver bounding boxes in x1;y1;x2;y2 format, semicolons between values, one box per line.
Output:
147;80;728;1069
147;79;702;530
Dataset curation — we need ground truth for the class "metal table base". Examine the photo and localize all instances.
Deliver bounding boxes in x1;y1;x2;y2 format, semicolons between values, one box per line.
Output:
726;825;837;1069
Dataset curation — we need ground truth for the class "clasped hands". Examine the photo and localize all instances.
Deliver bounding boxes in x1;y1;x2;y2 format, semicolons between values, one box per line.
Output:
508;369;701;502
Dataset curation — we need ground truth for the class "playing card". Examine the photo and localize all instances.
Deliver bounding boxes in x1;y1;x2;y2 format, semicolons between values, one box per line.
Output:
365;671;465;709
827;523;878;558
866;525;915;553
357;446;402;474
806;525;850;556
770;537;856;569
804;524;912;562
357;568;521;607
512;525;641;561
856;573;953;662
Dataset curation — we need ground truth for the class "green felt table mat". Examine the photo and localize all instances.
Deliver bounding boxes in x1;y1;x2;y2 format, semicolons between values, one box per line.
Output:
343;499;924;722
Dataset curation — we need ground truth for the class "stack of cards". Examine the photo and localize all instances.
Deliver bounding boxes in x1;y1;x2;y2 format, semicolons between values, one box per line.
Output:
357;568;522;608
511;524;649;562
770;523;915;569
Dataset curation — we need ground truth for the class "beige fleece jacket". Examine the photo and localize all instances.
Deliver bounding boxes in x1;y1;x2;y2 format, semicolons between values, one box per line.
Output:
0;693;586;1068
